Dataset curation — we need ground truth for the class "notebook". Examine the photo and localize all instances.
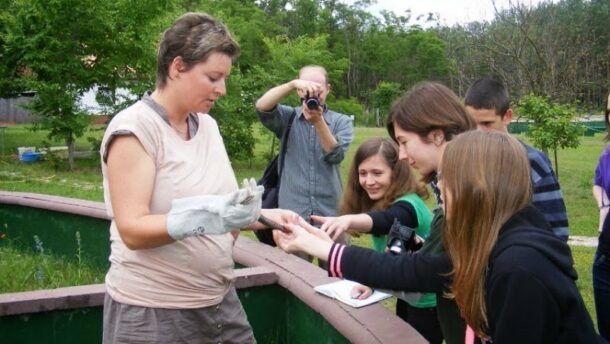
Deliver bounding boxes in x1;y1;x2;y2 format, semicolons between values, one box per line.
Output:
313;280;391;308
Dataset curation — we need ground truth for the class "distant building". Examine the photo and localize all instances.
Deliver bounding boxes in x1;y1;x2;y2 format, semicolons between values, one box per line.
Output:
0;87;136;124
0;92;36;124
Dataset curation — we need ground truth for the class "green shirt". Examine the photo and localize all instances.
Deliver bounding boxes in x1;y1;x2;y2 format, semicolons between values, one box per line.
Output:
371;193;436;308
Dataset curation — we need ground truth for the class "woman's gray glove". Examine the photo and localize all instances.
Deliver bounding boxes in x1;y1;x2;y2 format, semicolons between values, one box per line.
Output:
167;178;263;240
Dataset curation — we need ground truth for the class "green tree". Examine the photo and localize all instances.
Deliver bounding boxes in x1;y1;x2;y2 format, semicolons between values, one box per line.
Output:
331;97;362;125
440;0;608;110
370;81;401;127
0;0;25;97
2;0;168;169
189;0;282;160
260;34;348;88
516;94;582;178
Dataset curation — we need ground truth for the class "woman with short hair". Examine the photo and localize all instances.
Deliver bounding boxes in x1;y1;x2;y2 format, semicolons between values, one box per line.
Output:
101;12;292;343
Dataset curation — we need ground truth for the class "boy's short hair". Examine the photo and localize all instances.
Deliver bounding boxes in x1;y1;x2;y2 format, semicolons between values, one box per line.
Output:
464;78;510;118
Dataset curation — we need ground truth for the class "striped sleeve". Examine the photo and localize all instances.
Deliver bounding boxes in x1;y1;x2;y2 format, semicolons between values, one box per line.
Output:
328;243;346;278
523;143;569;240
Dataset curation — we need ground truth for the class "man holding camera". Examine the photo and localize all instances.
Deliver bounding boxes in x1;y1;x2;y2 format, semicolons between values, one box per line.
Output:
255;65;353;259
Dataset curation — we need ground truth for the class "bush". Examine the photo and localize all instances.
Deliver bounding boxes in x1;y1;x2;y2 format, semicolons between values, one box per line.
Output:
329;97;364;125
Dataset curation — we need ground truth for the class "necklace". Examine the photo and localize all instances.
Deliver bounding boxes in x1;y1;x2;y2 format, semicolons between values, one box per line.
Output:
172;125;187;134
169;120;188;135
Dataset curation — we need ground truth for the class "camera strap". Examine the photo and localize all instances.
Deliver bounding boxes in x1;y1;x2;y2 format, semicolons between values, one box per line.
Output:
277;109;297;177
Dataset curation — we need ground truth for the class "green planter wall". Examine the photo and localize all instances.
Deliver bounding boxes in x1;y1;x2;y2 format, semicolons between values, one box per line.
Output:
0;192;426;344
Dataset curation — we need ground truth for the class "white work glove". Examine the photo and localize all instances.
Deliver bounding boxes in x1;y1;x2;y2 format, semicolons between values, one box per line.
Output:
166;178;264;240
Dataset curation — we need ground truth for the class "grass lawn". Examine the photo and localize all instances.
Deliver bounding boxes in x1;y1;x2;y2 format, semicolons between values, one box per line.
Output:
0;124;603;237
0;240;105;293
0;123;603;330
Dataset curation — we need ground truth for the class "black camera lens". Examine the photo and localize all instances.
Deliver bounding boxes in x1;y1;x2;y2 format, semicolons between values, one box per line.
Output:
388;239;404;255
305;96;320;110
386;218;421;255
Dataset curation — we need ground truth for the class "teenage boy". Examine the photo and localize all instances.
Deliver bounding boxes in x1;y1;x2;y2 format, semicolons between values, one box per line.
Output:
465;78;569;241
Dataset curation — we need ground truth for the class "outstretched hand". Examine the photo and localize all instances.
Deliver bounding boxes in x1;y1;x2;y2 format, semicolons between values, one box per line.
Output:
256;208;299;231
273;215;333;256
310;215;351;241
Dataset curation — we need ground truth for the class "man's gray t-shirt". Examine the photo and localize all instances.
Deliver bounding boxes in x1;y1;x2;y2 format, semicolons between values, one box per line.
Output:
257;104;353;220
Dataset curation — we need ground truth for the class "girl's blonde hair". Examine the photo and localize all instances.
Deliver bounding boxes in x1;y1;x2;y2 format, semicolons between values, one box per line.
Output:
441;131;531;337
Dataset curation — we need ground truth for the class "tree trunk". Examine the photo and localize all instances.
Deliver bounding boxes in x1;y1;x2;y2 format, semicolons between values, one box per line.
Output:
375;108;379;127
67;134;75;171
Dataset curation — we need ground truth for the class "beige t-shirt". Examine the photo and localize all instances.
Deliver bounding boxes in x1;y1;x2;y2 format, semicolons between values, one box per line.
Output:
100;100;238;309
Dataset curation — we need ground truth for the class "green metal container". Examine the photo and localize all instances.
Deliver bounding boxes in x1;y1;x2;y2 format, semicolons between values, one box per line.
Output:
0;192;426;344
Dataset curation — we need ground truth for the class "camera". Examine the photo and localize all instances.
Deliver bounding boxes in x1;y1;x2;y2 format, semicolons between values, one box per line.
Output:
302;93;321;110
387;218;423;255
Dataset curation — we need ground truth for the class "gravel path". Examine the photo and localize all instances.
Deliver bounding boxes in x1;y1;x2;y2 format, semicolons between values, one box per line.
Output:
568;235;598;247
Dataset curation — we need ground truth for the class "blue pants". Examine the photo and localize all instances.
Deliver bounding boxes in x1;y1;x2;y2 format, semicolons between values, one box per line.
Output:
593;248;610;341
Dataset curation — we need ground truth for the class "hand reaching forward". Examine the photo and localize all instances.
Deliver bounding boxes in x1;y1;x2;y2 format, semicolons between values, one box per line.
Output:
273;215;334;260
310;215;351;241
255;208;299;231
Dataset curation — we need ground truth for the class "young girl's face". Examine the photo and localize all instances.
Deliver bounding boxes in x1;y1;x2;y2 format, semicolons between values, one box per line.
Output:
358;154;393;201
393;123;444;178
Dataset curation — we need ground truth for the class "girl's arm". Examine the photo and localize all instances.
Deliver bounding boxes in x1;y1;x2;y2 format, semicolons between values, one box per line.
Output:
367;201;418;236
593;185;609;233
311;201;418;240
274;219;451;293
328;244;451;292
311;213;374;240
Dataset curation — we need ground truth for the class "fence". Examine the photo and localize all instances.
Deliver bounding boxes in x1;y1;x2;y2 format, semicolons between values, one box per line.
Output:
508;121;606;136
0;96;37;124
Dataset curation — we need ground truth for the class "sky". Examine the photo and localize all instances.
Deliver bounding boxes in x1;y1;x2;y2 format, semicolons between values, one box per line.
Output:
342;0;549;26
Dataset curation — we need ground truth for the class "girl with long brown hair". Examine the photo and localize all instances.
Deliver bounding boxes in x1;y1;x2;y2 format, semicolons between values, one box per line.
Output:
312;138;442;343
385;81;476;343
314;138;428;248
274;131;601;343
441;131;598;342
